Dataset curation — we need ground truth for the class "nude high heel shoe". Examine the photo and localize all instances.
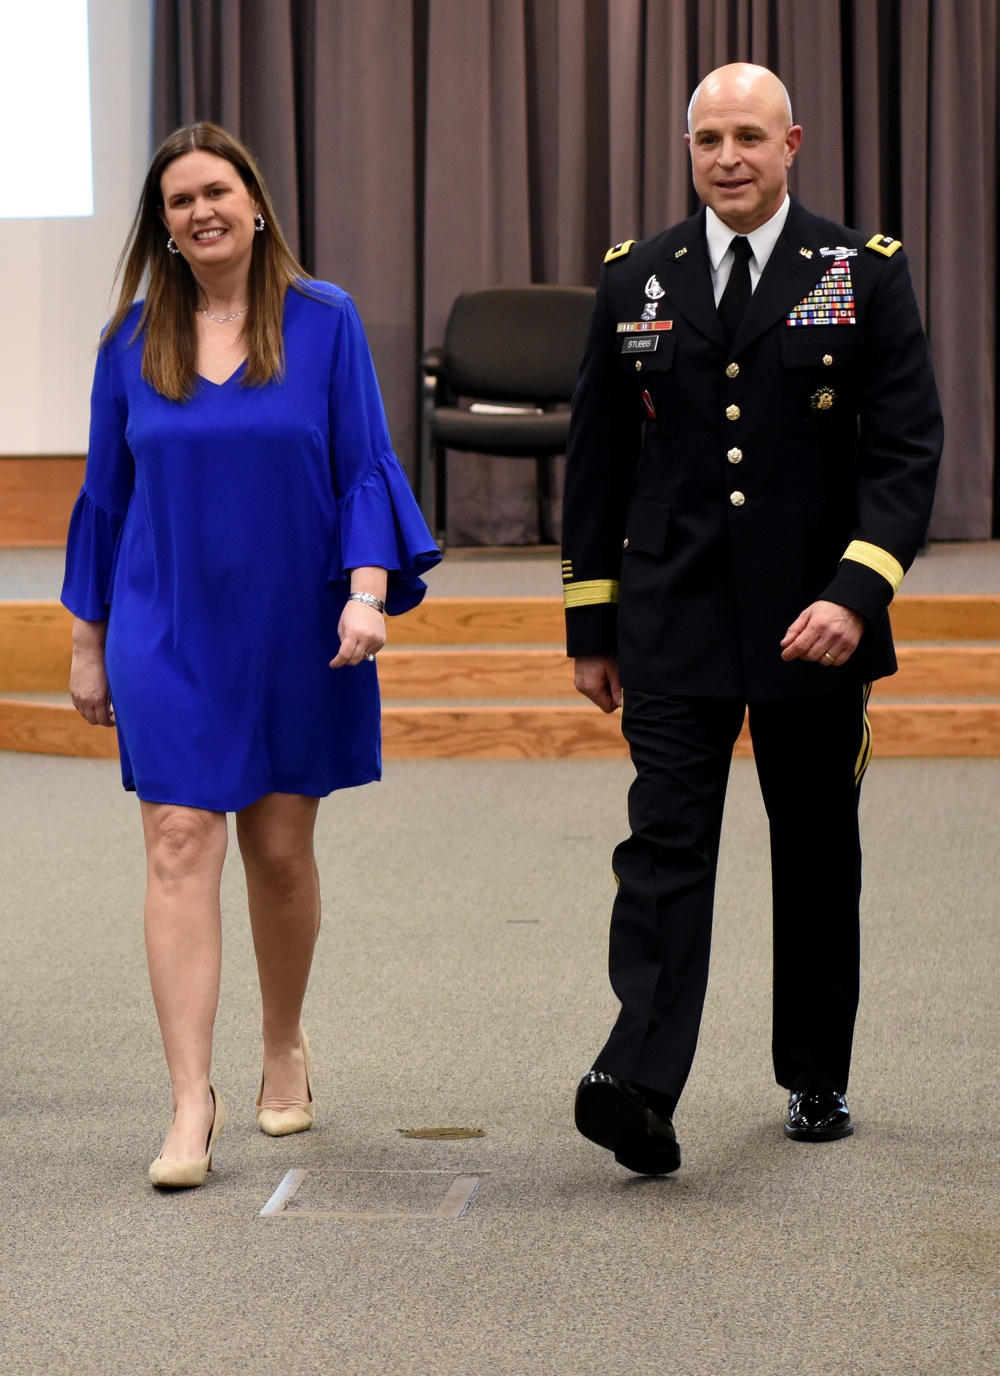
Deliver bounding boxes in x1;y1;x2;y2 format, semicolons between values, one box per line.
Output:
149;1085;226;1188
256;1030;315;1136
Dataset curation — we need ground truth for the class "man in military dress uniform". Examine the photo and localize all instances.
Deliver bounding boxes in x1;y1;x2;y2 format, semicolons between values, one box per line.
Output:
564;63;942;1174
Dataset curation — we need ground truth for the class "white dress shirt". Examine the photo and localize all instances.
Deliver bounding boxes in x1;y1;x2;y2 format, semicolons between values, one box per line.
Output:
705;196;791;305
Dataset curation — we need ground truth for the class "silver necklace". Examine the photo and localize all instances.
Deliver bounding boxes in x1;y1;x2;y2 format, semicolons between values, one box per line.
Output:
201;305;248;323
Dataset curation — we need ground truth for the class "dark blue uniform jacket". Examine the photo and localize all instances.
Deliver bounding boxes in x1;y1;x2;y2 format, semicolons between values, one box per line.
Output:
562;198;944;700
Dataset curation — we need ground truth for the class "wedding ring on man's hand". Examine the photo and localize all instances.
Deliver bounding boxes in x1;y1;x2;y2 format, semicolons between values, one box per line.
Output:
364;652;375;662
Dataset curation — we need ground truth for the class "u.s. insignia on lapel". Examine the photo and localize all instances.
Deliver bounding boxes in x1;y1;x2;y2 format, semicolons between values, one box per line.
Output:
787;258;856;326
799;247;814;259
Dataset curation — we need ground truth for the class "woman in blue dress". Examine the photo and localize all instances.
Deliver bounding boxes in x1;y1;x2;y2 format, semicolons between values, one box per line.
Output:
62;123;440;1188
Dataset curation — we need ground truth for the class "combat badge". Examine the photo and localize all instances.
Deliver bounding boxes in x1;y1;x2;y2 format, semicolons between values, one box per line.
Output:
645;274;665;300
811;387;836;411
821;245;858;258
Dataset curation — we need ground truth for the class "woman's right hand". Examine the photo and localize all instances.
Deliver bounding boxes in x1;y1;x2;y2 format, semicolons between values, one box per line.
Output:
70;618;115;727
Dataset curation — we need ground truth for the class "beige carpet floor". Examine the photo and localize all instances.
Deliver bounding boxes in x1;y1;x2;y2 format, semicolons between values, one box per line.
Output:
1;748;997;1375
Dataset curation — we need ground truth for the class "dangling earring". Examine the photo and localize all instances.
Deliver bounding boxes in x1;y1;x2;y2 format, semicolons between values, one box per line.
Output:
254;214;266;233
166;236;180;255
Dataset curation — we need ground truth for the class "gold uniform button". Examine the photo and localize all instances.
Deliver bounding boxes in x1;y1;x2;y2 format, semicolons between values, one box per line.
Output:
623;538;629;549
725;362;740;379
822;354;833;366
726;404;740;421
730;491;745;507
727;448;743;464
635;360;643;372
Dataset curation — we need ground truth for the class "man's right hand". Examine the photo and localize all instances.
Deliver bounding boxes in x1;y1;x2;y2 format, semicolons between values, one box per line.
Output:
574;655;622;713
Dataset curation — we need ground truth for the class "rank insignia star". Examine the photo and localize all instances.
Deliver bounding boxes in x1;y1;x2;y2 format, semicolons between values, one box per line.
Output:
866;233;902;257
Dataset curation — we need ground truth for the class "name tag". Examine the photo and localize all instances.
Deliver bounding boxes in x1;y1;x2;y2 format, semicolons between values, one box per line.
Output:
621;335;660;354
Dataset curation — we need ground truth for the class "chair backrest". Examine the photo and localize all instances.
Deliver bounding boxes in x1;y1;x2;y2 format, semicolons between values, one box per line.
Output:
442;285;595;403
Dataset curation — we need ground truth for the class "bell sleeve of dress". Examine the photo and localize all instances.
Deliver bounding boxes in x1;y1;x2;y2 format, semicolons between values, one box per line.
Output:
325;294;440;615
61;337;135;622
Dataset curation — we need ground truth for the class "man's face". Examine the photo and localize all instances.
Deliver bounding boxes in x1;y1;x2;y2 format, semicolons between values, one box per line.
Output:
685;76;801;234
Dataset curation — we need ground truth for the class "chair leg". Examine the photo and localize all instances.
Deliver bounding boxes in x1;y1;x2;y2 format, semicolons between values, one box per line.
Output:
419;391;445;549
535;455;554;544
434;445;447;549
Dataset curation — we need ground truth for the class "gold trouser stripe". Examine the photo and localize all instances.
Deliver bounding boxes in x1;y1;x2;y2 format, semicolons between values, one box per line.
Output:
842;540;904;594
854;682;873;785
563;578;620;609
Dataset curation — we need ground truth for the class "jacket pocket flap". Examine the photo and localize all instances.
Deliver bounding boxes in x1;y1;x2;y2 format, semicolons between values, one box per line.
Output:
624;497;670;555
619;331;677;371
780;328;861;369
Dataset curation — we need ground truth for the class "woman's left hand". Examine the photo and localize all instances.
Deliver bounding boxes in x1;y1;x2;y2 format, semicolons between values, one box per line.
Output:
330;600;386;668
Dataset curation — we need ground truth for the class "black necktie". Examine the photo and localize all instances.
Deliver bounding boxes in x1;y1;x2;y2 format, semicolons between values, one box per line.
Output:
718;235;753;345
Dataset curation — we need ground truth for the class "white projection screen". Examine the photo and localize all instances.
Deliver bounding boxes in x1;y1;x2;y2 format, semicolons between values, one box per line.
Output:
0;0;93;217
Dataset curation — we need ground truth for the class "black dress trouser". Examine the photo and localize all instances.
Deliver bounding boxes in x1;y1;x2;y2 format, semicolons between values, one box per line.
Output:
592;684;872;1112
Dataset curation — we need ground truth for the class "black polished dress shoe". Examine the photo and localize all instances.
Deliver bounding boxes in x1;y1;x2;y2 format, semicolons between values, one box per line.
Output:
574;1071;681;1174
783;1090;854;1141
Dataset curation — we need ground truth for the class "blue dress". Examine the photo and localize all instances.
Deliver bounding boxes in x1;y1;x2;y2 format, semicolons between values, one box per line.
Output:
61;282;440;811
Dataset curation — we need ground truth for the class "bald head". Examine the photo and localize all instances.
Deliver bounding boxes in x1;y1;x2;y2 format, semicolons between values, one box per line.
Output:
684;63;802;234
687;64;793;133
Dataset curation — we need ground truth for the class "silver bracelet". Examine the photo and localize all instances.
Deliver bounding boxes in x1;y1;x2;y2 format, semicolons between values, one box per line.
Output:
348;591;385;614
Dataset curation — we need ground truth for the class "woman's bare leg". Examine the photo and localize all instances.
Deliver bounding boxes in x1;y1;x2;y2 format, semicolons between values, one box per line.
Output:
141;801;229;1160
236;793;321;1108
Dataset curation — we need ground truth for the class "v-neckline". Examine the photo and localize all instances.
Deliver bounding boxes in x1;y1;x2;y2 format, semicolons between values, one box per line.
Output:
197;358;248;389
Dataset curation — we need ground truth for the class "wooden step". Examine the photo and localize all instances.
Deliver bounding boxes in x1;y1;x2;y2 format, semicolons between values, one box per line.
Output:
393;594;1000;643
8;631;1000;700
4;599;1000;692
4;698;1000;760
0;458;85;546
2;596;999;759
0;699;119;758
0;601;73;691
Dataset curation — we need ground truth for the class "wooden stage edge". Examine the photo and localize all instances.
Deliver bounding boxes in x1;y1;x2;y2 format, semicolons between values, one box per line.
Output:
3;699;1000;761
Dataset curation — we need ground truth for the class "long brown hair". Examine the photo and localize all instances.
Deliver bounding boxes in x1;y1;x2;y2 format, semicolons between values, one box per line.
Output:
106;123;310;400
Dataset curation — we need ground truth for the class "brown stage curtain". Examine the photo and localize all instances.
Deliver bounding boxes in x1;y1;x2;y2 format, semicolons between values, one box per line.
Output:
154;0;997;543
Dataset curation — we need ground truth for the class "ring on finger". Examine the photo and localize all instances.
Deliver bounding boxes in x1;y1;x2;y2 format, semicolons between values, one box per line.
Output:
823;651;835;663
364;651;375;662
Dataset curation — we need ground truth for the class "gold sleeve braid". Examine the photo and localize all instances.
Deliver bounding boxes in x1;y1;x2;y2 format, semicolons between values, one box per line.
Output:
841;540;904;594
563;579;620;609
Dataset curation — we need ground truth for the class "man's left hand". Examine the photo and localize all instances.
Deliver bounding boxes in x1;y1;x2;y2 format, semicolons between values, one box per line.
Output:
780;600;865;667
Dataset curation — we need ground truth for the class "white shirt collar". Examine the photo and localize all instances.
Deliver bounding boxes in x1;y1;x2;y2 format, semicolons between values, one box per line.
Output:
705;195;791;274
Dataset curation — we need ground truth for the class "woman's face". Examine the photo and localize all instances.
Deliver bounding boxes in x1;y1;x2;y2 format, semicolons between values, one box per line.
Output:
159;150;260;283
